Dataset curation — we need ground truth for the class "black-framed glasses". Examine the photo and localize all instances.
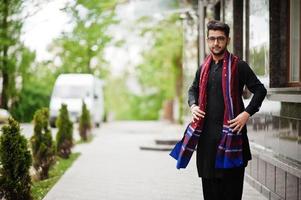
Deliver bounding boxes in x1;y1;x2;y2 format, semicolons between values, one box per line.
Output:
207;36;227;43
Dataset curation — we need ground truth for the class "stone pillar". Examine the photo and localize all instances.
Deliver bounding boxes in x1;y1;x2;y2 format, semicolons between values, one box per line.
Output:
198;0;206;63
233;0;243;59
269;0;289;88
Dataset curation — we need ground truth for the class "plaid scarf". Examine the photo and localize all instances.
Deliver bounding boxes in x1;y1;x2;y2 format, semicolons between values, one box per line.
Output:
170;51;243;169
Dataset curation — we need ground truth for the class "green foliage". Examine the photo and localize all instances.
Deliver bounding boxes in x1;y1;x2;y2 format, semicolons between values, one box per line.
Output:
126;93;165;120
137;15;183;120
4;0;120;122
249;45;266;76
105;76;165;120
10;66;55;122
79;101;92;141
0;0;31;109
50;0;119;76
56;104;73;159
137;15;182;97
106;14;183;120
31;153;80;200
31;108;56;180
0;118;32;200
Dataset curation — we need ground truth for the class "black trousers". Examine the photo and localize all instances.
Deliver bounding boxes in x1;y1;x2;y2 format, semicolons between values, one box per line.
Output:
201;168;245;200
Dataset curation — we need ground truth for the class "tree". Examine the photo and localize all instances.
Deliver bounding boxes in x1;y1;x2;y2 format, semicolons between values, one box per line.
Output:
0;0;23;109
31;108;56;180
104;14;183;120
137;14;183;122
0;0;42;113
0;118;32;200
56;104;73;158
0;0;38;109
49;0;120;75
79;101;92;141
105;14;183;120
10;61;55;122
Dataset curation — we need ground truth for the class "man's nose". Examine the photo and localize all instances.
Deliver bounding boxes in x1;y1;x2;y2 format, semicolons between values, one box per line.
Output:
214;39;218;45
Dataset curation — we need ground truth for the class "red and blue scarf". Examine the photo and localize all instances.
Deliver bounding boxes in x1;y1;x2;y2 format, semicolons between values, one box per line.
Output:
170;51;243;169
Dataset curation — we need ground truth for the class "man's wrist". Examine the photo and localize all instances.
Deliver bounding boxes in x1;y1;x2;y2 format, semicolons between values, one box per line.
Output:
243;111;250;117
190;104;197;109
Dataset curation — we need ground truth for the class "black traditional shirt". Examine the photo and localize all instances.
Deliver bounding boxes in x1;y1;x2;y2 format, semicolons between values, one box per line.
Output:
188;59;267;178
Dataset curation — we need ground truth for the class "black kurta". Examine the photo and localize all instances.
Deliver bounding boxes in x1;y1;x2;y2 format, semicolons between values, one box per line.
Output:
188;59;267;178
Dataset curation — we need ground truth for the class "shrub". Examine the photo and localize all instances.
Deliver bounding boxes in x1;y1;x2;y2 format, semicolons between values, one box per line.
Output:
31;108;56;180
56;104;73;158
79;101;92;141
10;71;55;123
0;118;32;200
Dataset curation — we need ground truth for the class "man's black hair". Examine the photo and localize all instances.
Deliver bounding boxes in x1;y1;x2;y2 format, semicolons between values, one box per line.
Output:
207;20;230;37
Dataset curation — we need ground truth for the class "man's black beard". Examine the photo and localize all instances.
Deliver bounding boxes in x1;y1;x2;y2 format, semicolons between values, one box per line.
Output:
211;48;226;56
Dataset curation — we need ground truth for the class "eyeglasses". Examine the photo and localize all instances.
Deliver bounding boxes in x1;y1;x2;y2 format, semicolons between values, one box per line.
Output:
207;36;227;43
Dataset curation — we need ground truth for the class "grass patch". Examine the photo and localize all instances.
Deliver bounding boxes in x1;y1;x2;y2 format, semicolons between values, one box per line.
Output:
31;153;80;200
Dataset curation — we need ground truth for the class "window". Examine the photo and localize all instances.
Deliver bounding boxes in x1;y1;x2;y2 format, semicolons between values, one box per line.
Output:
248;0;269;77
289;0;301;83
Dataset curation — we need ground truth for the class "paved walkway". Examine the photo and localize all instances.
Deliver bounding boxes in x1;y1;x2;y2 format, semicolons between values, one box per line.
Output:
43;121;267;200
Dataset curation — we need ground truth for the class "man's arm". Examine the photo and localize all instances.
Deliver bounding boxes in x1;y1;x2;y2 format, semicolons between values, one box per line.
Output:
239;61;267;116
188;66;201;107
229;61;267;132
188;66;206;122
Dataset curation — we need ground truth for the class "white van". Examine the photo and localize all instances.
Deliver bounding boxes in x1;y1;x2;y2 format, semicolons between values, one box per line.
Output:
49;74;104;127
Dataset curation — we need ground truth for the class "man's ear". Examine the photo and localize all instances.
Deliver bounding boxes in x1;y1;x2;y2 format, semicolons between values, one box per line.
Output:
227;37;231;45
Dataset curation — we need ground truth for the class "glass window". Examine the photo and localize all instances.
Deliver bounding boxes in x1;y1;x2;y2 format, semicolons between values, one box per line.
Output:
248;0;269;77
53;85;91;99
289;0;300;82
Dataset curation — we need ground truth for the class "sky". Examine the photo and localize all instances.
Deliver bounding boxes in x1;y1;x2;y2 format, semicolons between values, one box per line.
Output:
21;0;73;61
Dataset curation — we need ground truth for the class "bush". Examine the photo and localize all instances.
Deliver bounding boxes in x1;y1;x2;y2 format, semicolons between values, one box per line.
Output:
56;104;73;159
0;118;32;200
10;72;55;123
31;108;56;180
79;101;92;141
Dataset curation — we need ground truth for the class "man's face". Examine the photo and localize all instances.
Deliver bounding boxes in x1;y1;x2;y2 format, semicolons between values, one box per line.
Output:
207;30;230;56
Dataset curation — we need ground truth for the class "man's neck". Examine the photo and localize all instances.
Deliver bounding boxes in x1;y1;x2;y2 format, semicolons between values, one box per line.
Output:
212;53;225;64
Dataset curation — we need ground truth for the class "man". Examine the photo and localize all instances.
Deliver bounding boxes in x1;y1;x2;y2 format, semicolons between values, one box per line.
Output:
170;20;267;200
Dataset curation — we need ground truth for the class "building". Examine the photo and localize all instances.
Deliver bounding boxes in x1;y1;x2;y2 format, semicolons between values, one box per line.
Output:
182;0;300;199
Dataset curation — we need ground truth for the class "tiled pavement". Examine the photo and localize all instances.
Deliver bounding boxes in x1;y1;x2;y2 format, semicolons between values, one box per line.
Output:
43;121;267;200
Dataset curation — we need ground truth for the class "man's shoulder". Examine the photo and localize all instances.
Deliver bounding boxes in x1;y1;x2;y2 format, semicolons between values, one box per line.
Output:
237;59;248;66
237;59;250;70
230;53;249;67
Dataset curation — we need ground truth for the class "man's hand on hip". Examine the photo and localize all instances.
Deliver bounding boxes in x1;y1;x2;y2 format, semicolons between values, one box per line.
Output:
190;104;206;122
228;111;250;133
